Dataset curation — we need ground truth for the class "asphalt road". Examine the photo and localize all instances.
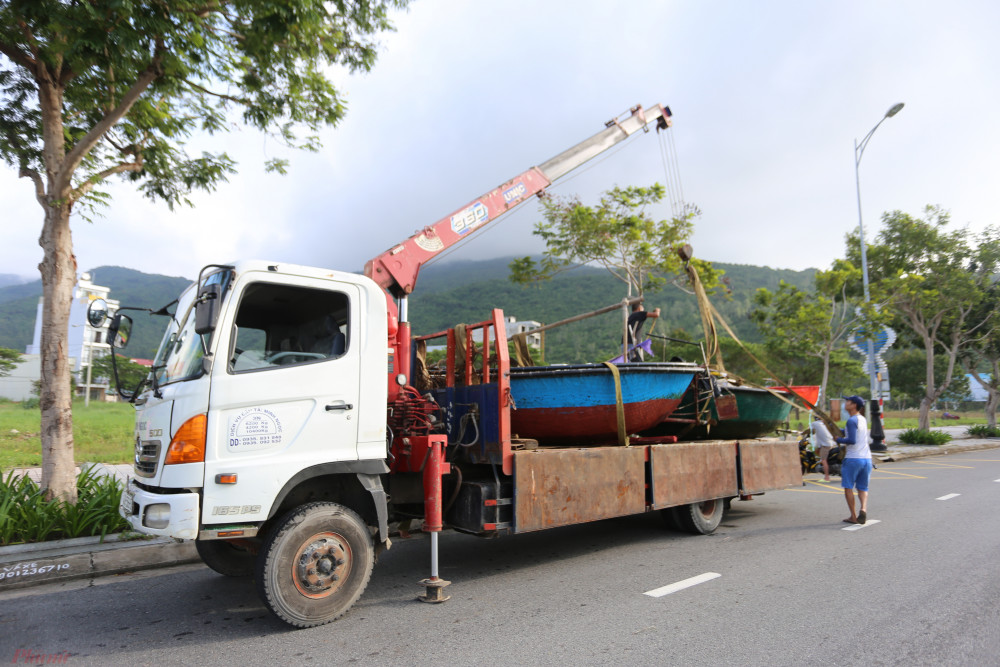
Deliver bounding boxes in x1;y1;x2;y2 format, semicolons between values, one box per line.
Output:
3;450;999;666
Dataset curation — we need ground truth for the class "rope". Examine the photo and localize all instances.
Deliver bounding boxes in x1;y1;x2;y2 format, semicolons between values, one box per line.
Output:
685;262;725;372
602;362;629;446
700;294;843;438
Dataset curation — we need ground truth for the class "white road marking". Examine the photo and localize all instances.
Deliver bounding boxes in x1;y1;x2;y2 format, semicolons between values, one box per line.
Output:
842;519;881;531
936;493;961;500
644;572;721;598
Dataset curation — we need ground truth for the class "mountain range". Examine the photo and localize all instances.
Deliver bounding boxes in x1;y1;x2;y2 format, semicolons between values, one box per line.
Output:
0;259;817;363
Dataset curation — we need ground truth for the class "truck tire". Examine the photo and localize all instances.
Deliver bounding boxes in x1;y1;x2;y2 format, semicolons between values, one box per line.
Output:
196;539;256;577
255;501;374;628
672;499;724;535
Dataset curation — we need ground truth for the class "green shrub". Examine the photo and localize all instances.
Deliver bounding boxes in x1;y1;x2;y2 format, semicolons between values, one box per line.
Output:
897;428;952;446
0;467;129;546
966;424;1000;438
20;398;39;409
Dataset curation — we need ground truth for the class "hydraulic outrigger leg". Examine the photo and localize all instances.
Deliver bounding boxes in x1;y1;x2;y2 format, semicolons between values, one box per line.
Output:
418;435;451;603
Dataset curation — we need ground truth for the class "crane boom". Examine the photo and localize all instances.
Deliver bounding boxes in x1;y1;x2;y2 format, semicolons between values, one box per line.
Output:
364;103;672;297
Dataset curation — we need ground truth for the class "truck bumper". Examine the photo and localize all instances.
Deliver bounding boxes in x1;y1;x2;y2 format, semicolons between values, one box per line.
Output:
120;479;201;540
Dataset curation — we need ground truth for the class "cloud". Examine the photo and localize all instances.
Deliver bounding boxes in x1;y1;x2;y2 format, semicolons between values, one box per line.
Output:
2;0;998;282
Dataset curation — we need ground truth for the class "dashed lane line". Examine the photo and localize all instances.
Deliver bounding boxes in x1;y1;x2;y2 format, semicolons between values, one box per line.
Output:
644;572;721;598
842;519;881;531
936;493;961;500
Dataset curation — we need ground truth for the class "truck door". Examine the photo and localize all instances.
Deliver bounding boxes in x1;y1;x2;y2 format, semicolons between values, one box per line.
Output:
202;275;362;525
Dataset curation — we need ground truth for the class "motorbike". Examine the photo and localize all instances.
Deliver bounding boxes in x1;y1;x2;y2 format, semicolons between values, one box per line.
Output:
799;431;842;476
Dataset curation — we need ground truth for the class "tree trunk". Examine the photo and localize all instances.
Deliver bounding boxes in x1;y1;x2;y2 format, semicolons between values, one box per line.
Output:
986;391;998;429
38;202;78;503
918;395;933;431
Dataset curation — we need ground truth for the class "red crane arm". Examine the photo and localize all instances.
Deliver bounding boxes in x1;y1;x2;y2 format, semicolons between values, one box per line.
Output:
364;104;672;297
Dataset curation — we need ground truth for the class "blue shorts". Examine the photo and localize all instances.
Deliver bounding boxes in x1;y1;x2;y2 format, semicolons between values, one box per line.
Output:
841;458;873;491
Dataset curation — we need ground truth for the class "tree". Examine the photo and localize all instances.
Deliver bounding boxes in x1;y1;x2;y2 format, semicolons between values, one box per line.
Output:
89;353;148;395
0;0;406;501
854;207;1000;430
959;274;1000;426
510;184;720;297
0;346;22;376
750;259;864;408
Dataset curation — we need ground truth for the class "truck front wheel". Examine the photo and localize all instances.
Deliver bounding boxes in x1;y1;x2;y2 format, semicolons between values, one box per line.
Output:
255;501;374;628
672;499;724;535
196;539;256;577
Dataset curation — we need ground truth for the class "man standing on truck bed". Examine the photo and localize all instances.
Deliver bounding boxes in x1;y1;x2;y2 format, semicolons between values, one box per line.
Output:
837;395;872;524
626;302;660;361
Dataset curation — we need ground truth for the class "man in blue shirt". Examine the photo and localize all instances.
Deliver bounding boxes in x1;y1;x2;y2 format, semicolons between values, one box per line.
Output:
837;395;872;524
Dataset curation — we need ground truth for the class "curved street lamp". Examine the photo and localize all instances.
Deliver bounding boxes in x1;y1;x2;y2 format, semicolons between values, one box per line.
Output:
854;102;904;451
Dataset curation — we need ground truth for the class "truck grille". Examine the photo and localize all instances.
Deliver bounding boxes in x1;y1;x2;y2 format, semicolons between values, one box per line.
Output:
134;439;161;478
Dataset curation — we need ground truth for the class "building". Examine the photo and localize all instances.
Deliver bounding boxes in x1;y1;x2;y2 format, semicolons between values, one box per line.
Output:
504;316;542;348
24;272;120;401
0;354;45;402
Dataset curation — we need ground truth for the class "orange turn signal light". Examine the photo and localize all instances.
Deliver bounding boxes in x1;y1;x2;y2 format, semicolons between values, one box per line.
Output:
215;473;238;485
164;414;207;465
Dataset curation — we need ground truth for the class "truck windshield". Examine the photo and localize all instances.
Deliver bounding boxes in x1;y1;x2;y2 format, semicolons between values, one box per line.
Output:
151;269;231;386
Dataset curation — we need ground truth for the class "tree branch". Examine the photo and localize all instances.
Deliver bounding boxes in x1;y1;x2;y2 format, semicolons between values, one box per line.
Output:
71;161;144;200
55;40;166;197
0;40;36;71
18;167;46;204
183;78;248;104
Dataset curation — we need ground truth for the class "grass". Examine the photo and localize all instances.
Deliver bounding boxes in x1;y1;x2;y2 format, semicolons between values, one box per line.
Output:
0;400;135;470
785;408;987;433
880;410;985;429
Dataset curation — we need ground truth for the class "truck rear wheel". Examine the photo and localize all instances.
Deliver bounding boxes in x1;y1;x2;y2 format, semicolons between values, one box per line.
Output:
672;499;724;535
196;539;256;577
255;501;374;628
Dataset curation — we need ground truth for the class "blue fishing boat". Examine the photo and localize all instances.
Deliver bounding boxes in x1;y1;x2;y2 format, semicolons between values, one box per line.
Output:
508;363;697;444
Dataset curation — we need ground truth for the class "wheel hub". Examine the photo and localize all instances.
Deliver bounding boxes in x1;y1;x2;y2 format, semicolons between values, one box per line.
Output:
293;532;352;599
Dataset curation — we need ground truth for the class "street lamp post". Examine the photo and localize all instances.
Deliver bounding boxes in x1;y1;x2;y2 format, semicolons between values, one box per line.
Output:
854;102;904;452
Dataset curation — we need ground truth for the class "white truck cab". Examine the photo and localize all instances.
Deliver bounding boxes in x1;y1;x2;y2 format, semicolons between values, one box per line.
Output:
97;261;392;626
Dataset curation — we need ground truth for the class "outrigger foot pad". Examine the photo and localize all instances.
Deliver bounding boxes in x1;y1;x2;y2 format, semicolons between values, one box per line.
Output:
417;577;451;603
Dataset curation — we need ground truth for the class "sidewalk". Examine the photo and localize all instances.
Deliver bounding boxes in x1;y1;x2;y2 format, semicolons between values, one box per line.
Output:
3;431;999;593
1;462;198;592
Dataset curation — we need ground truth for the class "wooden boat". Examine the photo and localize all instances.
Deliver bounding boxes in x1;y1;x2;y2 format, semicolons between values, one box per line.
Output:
648;375;820;440
508;363;696;444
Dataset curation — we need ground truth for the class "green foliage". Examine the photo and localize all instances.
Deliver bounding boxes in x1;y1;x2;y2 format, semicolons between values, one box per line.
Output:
0;467;129;546
897;428;953;446
89;354;149;393
749;259;864;400
411;258;816;376
966;424;1000;438
0;346;21;376
510;184;721;296
0;0;407;208
849;207;1000;428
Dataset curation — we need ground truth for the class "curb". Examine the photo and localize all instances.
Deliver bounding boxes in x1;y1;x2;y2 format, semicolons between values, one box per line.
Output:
875;439;1000;462
0;534;199;592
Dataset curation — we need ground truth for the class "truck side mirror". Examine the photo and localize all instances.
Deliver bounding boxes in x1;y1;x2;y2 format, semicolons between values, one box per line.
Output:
87;298;109;328
109;314;133;349
194;283;221;335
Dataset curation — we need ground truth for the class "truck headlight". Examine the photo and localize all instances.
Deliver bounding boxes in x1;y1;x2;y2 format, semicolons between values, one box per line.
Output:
144;503;171;529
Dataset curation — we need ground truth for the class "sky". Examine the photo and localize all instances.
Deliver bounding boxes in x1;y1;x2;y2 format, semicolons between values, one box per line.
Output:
2;0;998;283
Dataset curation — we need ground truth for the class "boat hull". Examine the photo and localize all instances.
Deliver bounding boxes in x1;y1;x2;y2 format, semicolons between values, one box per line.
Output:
651;382;818;441
509;363;695;444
